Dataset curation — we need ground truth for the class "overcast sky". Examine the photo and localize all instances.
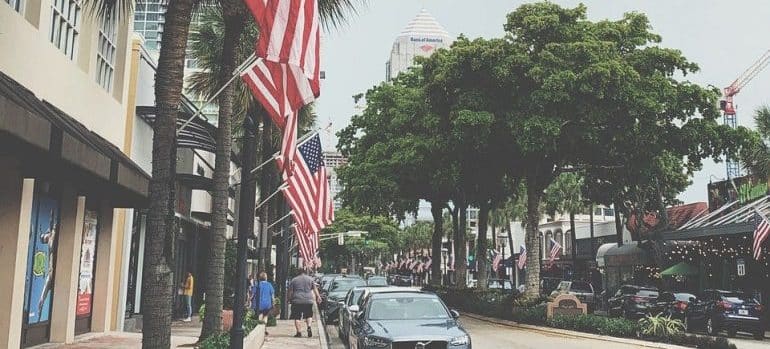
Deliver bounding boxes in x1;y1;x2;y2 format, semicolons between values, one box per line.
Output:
314;0;770;204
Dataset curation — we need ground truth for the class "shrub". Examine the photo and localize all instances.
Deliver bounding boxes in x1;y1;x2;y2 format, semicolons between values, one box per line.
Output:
547;314;639;338
511;304;547;325
199;303;206;321
267;315;277;327
199;332;230;349
668;333;737;349
638;314;684;340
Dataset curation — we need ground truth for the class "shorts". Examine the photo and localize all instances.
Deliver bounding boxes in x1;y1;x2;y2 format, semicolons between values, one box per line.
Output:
258;308;271;317
290;303;313;320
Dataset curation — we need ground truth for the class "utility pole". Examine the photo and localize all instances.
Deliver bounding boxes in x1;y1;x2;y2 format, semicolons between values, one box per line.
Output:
230;115;258;349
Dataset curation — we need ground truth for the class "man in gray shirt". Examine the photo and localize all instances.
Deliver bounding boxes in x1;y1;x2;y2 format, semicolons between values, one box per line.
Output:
287;269;321;337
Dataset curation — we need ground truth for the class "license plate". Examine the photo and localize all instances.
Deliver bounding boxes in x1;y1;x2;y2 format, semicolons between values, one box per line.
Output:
739;309;749;315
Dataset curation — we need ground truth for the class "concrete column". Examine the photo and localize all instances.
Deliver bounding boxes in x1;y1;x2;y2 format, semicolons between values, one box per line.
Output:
91;205;116;332
116;208;134;331
49;193;86;343
0;164;34;349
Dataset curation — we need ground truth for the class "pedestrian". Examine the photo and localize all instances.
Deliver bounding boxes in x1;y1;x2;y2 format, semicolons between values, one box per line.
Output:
252;272;275;322
182;271;194;322
287;268;321;338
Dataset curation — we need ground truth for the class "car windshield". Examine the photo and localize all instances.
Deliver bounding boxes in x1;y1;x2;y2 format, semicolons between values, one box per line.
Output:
368;277;387;286
636;289;659;298
368;296;449;320
675;293;696;302
720;291;757;304
349;290;365;305
331;278;366;292
572;282;592;293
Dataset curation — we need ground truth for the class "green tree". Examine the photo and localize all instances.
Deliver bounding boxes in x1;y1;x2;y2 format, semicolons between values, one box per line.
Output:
545;173;585;265
740;106;770;178
318;209;401;270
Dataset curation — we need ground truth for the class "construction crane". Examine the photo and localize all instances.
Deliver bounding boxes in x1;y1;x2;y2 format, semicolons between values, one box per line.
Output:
720;48;770;178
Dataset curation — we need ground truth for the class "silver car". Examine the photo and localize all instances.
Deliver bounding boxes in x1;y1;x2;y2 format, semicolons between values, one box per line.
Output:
339;286;406;340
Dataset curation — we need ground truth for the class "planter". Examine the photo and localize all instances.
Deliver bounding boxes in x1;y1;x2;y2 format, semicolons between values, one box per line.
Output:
222;310;233;332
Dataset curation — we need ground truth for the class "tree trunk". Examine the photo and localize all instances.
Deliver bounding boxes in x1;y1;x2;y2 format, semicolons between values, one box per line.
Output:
614;200;624;247
524;185;543;298
455;203;468;288
142;0;195;347
569;211;577;271
506;222;515;283
200;10;244;341
258;117;275;272
429;202;444;286
476;202;490;289
589;203;595;256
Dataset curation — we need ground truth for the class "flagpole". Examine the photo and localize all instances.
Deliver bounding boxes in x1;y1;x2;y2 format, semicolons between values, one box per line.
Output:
177;53;257;135
267;211;293;231
255;183;289;212
249;130;319;175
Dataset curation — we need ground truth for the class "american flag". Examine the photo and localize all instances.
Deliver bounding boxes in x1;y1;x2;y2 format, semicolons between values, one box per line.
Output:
424;257;432;270
753;210;770;260
241;0;320;174
276;134;333;235
492;250;502;272
292;222;314;267
517;245;527;270
549;238;562;264
409;260;419;270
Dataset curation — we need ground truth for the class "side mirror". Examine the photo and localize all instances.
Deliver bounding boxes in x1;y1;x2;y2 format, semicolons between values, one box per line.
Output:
449;309;460;319
349;305;360;313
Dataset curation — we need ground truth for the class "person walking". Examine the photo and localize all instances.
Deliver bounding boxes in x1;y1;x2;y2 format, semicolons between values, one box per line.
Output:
182;271;194;322
252;272;275;322
287;268;321;338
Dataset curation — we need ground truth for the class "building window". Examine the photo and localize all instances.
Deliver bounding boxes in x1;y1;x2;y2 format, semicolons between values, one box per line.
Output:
603;208;615;217
594;207;603;216
50;0;81;60
5;0;24;13
96;11;117;92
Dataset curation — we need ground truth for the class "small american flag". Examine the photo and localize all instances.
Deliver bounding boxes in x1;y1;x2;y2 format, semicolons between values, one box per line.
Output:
517;245;527;270
753;210;770;260
492;250;502;272
549;238;562;264
424;257;432;270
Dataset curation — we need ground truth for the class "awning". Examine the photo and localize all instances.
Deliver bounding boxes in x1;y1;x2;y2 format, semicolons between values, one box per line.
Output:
0;71;149;206
664;195;770;241
598;243;649;267
660;262;698;276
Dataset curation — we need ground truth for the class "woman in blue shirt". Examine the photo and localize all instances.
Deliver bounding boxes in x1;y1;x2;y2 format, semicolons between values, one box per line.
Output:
251;272;275;322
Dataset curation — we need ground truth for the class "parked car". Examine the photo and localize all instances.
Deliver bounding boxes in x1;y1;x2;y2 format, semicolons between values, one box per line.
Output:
392;274;413;287
487;279;514;295
367;276;388;287
319;274;341;292
338;286;406;341
348;290;471;349
651;292;696;321
540;277;563;297
684;289;765;339
550;280;597;311
607;285;659;319
322;276;366;323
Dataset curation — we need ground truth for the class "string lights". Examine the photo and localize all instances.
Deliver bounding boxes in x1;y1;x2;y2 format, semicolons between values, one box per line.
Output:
664;235;770;278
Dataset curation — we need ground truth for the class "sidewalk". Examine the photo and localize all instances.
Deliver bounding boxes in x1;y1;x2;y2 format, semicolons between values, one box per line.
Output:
261;304;325;349
30;319;201;349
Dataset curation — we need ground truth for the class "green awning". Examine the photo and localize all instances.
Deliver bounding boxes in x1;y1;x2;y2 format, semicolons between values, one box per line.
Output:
660;262;699;276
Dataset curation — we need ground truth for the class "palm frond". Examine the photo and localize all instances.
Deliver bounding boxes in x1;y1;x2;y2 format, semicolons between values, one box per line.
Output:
81;0;132;22
318;0;366;30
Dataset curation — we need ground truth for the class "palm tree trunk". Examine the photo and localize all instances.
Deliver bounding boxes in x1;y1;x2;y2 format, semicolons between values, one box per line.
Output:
429;202;444;286
258;117;275;272
569;211;576;271
476;202;490;289
143;0;196;347
524;184;543;298
200;9;244;340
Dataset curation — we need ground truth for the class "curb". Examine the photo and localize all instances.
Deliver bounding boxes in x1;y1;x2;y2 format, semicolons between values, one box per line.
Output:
314;303;328;349
461;312;689;349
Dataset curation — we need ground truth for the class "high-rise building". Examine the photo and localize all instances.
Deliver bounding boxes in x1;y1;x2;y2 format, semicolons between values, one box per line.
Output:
323;151;347;210
133;0;165;51
385;9;453;81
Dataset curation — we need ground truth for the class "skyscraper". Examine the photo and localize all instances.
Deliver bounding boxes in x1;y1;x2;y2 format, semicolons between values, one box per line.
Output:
385;8;453;81
323;151;348;210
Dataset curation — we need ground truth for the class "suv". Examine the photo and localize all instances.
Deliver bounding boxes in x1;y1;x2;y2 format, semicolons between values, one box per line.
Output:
685;289;765;339
550;280;597;311
607;285;659;319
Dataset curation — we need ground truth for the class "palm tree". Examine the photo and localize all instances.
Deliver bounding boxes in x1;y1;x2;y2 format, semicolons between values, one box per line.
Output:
742;105;770;178
547;173;584;267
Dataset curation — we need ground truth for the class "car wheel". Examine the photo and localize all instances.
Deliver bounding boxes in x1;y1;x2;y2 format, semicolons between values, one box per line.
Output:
706;317;718;336
754;330;765;340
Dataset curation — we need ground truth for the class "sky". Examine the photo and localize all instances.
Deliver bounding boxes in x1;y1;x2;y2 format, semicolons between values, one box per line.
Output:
314;0;770;204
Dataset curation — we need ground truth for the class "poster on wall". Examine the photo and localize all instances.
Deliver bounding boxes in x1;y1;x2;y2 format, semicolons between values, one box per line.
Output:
76;210;98;317
24;196;60;324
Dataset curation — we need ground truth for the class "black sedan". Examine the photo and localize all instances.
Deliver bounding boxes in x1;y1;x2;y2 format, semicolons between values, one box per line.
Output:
349;291;471;349
684;289;765;340
392;274;413;286
607;285;659;319
322;276;366;324
651;292;696;321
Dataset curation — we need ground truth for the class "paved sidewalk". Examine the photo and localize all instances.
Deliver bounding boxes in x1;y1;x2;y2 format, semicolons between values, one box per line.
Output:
30;319;201;349
262;304;325;349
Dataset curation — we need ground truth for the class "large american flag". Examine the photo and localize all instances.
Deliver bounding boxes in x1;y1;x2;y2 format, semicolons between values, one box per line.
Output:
241;0;320;174
277;134;333;235
753;210;770;260
549;238;562;264
492;250;502;272
517;244;527;270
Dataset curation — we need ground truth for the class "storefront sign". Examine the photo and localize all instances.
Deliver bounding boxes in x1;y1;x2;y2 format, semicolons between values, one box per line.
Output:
737;258;746;276
547;294;587;319
25;196;59;324
76;210;98;317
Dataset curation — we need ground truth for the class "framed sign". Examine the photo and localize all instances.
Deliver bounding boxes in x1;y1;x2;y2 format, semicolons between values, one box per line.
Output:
76;210;98;317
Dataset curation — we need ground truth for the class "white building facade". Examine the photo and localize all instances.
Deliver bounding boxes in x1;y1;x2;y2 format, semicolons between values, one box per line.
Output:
385;9;453;81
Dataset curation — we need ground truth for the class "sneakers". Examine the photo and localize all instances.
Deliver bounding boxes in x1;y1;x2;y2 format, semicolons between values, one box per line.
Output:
307;326;313;337
294;332;302;338
182;317;191;322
